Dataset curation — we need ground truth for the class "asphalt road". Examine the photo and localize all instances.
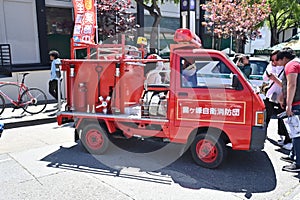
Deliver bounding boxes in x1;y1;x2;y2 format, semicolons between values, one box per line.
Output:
0;120;300;200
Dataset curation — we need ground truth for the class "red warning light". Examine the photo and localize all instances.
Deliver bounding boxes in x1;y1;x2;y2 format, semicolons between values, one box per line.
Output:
174;28;202;48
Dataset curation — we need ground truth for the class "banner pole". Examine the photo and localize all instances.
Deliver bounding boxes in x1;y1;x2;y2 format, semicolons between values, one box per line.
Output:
95;0;98;44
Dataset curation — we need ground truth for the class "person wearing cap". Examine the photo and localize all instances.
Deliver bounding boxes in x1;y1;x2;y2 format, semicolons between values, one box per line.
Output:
48;50;61;103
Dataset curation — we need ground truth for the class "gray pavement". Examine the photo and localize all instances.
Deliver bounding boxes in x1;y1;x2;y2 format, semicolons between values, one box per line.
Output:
0;103;59;129
0;110;300;199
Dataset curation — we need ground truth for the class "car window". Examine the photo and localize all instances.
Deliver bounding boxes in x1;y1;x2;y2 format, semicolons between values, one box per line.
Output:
249;60;268;75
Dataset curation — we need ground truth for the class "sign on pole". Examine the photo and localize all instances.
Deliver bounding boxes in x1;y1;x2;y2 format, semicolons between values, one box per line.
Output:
72;0;96;44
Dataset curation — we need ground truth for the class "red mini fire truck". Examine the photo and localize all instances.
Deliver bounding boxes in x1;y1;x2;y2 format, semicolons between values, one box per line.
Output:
57;28;266;168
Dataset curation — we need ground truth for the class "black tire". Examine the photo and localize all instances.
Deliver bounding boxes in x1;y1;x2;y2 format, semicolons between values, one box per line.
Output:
21;88;47;114
81;123;109;154
190;134;227;169
74;129;79;142
0;94;5;115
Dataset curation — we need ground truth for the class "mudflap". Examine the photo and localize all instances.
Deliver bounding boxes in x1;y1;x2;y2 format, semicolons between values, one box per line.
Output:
57;113;74;126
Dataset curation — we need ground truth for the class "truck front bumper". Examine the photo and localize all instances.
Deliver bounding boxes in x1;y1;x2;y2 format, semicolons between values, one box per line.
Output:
249;126;267;150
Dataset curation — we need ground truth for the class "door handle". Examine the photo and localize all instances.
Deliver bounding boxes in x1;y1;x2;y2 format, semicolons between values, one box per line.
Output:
178;92;188;97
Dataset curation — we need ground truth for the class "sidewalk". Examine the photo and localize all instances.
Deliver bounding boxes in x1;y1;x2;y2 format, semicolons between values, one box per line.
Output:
0;103;60;129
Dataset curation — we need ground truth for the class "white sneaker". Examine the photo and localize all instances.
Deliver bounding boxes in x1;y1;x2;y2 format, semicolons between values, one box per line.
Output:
282;143;293;151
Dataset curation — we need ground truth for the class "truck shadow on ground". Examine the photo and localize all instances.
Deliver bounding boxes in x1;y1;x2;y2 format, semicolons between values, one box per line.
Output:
41;137;276;196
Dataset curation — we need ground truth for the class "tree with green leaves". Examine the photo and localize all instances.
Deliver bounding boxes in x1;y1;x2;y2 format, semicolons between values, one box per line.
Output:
135;0;180;53
267;0;300;46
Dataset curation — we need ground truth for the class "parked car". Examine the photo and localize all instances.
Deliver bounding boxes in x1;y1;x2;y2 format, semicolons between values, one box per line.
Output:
248;57;269;88
229;56;268;86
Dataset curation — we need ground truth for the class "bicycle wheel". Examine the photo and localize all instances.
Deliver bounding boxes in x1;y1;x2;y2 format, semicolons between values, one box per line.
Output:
0;94;5;115
21;88;47;114
0;83;25;104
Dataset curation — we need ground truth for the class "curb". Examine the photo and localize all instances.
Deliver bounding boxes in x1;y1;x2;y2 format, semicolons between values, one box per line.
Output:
1;103;60;130
4;116;57;129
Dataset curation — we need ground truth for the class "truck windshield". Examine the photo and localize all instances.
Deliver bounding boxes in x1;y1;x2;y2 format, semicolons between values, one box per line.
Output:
181;56;238;89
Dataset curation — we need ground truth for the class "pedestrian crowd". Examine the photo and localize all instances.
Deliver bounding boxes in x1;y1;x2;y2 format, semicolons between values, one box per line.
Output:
237;47;300;172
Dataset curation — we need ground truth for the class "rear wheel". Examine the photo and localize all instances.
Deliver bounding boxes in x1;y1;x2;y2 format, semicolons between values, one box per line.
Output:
81;123;109;154
21;88;47;114
191;134;227;169
0;94;5;115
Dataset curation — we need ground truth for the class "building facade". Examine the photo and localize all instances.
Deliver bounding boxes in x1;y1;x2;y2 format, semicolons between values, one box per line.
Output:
0;0;296;70
0;0;181;70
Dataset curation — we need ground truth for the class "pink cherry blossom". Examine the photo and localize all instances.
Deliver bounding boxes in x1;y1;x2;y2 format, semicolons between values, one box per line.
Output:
201;0;270;46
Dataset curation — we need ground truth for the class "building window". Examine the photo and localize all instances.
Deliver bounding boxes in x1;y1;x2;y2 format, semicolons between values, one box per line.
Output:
46;7;73;58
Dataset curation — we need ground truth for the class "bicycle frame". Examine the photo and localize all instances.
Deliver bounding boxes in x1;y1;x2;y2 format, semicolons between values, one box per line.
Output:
0;80;32;107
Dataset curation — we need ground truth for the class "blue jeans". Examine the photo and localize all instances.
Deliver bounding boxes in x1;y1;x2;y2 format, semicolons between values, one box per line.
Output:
291;105;300;166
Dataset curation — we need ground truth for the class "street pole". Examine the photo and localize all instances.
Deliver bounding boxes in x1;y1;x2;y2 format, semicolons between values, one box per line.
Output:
230;34;233;55
55;64;62;112
212;25;214;49
94;1;98;44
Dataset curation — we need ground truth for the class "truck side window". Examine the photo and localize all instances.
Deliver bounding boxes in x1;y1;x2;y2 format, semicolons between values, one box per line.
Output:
180;57;234;89
181;58;197;87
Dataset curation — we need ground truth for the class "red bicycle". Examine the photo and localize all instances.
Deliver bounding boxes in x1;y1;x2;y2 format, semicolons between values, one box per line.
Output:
0;73;47;115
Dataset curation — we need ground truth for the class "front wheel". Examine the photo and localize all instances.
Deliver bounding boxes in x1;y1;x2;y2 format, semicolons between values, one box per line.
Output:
81;123;109;154
21;88;47;114
191;134;227;169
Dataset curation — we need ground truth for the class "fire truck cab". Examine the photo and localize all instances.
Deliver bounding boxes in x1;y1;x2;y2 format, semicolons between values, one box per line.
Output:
57;28;266;169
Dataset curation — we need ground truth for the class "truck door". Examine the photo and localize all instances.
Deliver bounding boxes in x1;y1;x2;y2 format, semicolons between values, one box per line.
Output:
173;52;253;134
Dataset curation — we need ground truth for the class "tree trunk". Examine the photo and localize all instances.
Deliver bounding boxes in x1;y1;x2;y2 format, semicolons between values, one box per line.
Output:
150;15;161;54
270;28;279;46
134;0;162;54
234;39;244;53
216;38;222;50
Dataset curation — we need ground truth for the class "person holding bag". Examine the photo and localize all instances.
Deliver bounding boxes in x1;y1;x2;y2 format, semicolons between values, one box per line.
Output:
263;50;291;148
276;47;300;172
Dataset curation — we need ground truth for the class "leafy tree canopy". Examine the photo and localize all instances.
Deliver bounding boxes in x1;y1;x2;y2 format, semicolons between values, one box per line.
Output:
266;0;300;45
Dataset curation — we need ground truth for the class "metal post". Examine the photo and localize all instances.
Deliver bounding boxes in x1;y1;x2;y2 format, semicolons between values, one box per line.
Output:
230;34;233;55
158;24;160;54
94;1;98;44
212;25;215;49
55;64;62;112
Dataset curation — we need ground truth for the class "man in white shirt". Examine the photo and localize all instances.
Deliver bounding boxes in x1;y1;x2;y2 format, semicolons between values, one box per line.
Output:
263;50;291;149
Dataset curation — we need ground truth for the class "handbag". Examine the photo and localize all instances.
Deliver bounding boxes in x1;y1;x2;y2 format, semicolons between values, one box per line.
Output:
260;82;270;95
283;115;300;138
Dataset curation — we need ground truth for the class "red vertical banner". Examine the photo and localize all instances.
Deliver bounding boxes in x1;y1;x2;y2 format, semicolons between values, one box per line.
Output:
73;0;96;44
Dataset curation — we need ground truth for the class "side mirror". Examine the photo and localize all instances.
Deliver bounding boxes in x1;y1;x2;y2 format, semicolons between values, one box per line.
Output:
232;74;240;89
